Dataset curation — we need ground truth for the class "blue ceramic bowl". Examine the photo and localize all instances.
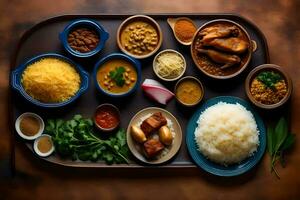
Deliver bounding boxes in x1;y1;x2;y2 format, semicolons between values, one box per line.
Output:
11;53;89;108
186;96;266;177
93;53;141;97
59;19;109;58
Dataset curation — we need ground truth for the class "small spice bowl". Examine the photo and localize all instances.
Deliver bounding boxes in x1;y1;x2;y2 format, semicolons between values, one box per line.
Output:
174;76;204;107
33;134;55;157
94;104;120;132
15;112;44;140
245;64;293;109
60;19;109;58
167;17;197;45
117;15;163;59
153;49;186;82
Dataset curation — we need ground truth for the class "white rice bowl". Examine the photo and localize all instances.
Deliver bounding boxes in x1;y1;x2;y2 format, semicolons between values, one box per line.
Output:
194;102;259;165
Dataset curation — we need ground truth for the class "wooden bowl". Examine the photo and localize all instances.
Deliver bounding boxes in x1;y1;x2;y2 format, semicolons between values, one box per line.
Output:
190;19;257;80
245;64;293;109
117;15;163;59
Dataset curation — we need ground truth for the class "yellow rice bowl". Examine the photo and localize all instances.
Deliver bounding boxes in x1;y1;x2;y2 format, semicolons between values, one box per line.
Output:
21;58;81;103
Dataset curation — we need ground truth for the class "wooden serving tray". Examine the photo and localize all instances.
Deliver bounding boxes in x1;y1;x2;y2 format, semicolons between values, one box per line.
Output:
10;14;269;168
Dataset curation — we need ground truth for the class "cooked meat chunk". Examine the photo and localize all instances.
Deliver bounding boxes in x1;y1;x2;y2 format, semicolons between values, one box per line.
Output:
197;48;241;69
143;139;165;158
140;112;167;136
199;25;239;42
202;37;249;54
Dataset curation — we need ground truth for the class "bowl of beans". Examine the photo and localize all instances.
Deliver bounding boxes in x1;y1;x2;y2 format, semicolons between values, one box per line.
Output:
117;15;163;59
245;64;292;109
60;19;109;58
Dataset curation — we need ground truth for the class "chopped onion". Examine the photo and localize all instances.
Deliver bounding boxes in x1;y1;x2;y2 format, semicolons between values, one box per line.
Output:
142;79;174;105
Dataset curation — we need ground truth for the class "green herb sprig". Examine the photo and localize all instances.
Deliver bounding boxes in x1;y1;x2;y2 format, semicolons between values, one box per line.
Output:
109;66;126;87
267;117;295;179
45;115;130;164
257;71;282;90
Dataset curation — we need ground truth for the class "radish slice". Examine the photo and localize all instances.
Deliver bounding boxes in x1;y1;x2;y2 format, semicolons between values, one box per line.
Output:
142;79;174;105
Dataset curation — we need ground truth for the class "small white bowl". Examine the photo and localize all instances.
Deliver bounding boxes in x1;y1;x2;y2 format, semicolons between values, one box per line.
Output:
34;134;55;157
153;49;186;82
15;112;44;140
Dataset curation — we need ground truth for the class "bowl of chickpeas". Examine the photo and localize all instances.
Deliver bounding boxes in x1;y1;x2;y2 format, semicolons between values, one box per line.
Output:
117;15;163;59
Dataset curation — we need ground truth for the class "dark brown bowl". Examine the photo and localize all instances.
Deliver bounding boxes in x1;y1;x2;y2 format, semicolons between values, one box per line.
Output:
174;76;204;107
190;19;257;80
94;103;120;132
117;15;163;59
245;64;293;109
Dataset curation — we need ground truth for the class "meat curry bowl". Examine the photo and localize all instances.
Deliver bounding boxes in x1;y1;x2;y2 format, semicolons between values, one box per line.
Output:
93;53;141;97
191;19;257;79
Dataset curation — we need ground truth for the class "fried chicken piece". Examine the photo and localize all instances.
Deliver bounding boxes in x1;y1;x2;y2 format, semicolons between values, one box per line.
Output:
199;25;239;42
197;48;241;69
202;37;249;54
143;139;165;158
140;112;167;136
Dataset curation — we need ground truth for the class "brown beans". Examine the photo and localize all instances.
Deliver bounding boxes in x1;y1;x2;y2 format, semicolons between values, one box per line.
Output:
68;28;100;53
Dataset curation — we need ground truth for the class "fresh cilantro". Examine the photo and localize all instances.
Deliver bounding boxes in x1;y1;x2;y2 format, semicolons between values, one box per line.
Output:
257;71;282;90
109;66;126;87
45;115;130;164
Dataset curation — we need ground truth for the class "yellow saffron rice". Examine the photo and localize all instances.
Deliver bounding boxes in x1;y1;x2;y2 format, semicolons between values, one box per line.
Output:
21;58;81;103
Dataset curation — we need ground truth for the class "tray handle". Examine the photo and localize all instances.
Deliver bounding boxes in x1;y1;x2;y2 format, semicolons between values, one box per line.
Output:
11;68;22;91
251;40;257;52
78;70;89;95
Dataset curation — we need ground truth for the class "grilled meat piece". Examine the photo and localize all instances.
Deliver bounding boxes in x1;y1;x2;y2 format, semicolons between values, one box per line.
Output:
143;139;165;158
199;25;239;43
141;112;167;136
197;48;241;69
202;37;249;54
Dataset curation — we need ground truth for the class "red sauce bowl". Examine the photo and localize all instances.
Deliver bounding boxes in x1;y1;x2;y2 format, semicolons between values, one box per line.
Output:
94;104;120;132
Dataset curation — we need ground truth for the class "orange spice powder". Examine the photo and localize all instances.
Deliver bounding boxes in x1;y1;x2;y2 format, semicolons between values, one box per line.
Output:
174;19;197;42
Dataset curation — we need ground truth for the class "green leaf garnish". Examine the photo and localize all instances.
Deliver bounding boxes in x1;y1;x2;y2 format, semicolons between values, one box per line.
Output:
109;66;126;87
257;71;282;90
267;117;295;179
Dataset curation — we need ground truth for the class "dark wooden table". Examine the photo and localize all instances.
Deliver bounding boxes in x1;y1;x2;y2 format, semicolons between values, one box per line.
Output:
1;0;300;199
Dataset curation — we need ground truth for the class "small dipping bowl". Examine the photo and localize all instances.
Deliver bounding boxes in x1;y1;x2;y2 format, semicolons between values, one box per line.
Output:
60;19;109;58
245;64;292;109
94;104;120;132
34;134;55;157
153;49;186;82
117;15;163;59
15;112;44;140
174;76;204;107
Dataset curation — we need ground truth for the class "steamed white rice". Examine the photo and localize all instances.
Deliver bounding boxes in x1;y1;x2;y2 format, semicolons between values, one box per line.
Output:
194;102;259;165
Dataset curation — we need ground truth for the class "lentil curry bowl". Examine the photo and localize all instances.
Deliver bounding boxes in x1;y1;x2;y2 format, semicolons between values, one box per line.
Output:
94;53;141;97
191;20;253;79
245;64;292;109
